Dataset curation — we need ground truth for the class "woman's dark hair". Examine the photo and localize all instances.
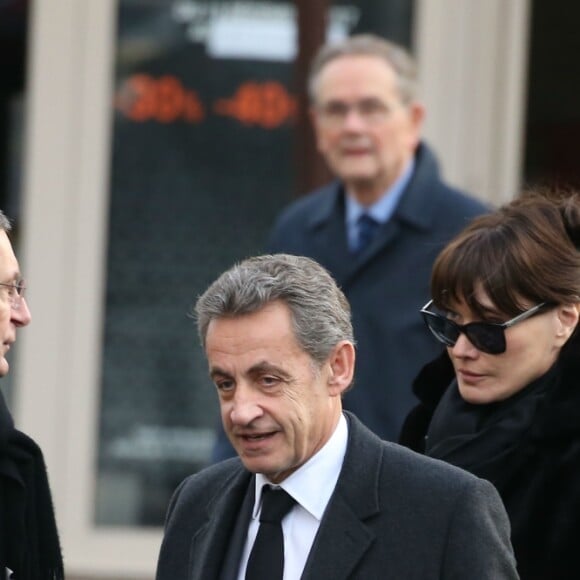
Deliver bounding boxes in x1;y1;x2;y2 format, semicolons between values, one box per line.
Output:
431;187;580;317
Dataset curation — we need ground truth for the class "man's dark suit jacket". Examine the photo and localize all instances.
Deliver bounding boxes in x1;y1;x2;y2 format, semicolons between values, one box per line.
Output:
212;143;490;462
157;412;518;580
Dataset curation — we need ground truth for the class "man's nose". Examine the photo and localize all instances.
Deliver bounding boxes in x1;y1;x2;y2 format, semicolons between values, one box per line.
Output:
229;384;263;426
12;297;31;327
342;106;367;130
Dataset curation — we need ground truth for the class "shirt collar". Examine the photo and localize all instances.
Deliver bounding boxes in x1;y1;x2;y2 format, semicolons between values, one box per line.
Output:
253;413;348;521
345;158;415;227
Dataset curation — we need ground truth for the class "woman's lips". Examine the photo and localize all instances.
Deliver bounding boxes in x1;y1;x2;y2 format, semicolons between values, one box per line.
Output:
457;369;486;383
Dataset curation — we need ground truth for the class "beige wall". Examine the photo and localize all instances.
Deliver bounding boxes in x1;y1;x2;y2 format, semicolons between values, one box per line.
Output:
416;0;530;204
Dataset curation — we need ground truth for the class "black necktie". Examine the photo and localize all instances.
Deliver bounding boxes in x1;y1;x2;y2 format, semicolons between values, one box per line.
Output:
245;486;296;580
355;213;380;253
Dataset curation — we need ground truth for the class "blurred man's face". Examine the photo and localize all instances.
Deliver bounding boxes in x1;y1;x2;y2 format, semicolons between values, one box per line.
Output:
311;55;424;205
0;231;31;376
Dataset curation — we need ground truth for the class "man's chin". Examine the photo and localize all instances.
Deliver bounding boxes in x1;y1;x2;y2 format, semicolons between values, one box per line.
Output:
337;168;381;188
341;173;387;203
0;357;9;377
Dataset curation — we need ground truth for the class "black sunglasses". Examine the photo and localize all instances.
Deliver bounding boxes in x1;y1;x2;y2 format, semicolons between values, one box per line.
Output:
420;300;552;355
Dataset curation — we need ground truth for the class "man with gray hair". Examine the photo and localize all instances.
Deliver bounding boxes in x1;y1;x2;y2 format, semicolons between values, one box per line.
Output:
156;253;517;580
212;34;489;462
0;210;63;579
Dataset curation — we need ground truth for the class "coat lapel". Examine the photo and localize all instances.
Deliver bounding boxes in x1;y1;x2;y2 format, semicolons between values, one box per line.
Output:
188;469;252;580
302;184;352;284
302;185;391;287
301;492;376;579
303;158;438;289
301;413;385;580
343;218;401;283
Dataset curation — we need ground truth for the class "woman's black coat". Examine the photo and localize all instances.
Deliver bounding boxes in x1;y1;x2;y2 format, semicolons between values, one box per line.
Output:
400;332;580;580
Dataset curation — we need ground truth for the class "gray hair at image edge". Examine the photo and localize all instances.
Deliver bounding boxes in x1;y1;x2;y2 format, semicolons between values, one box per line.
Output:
195;254;355;365
0;210;12;232
307;33;418;105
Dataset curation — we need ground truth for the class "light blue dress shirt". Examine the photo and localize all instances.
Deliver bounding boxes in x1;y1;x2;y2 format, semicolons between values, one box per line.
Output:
345;159;415;252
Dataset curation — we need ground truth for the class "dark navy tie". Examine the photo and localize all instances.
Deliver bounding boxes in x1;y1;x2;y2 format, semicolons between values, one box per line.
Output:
355;213;380;253
245;486;296;580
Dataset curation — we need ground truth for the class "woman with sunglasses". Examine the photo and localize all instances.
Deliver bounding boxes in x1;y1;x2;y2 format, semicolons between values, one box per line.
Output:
399;189;580;580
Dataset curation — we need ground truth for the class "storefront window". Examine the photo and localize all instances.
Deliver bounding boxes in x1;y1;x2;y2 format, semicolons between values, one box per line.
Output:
95;0;412;527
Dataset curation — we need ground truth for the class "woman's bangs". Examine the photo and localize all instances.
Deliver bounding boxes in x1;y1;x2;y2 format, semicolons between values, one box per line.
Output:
432;239;483;309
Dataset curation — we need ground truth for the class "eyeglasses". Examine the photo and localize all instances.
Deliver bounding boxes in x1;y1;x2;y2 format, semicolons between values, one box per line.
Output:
420;300;552;355
0;279;27;309
316;98;398;128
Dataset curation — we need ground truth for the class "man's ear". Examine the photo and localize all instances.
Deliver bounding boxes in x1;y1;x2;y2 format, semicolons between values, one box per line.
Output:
407;101;425;150
327;341;355;396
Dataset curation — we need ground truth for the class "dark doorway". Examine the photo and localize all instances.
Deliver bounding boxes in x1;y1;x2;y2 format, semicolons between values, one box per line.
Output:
0;0;28;221
523;0;580;188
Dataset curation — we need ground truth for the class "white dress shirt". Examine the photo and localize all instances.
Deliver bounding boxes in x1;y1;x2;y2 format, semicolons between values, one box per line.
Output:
236;413;349;580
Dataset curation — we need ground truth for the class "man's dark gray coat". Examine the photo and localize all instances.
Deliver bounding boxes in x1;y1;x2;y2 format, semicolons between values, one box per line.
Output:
157;413;518;579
